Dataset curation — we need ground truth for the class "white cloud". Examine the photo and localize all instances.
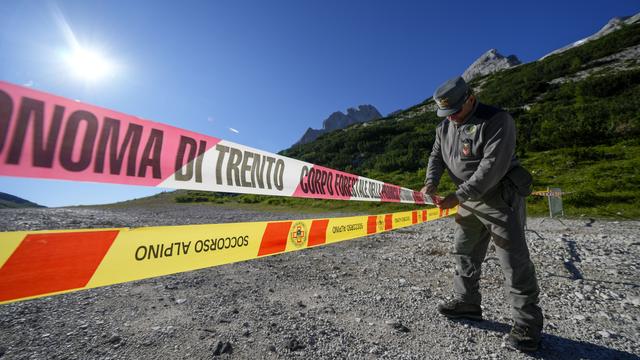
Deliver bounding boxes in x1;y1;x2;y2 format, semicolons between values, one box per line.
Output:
23;80;34;87
228;127;240;134
207;116;214;123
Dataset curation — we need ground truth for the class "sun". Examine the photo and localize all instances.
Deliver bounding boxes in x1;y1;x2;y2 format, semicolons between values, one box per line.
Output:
66;47;114;82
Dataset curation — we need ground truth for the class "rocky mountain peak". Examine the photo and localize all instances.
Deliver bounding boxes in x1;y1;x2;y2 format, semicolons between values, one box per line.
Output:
323;105;381;131
591;13;640;39
541;12;640;59
462;48;521;81
295;105;382;146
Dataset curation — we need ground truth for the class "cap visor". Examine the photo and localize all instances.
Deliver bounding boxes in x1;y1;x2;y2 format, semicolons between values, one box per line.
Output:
435;95;467;117
437;107;460;117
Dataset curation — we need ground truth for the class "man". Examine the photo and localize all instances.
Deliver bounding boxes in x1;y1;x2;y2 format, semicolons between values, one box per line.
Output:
421;76;543;352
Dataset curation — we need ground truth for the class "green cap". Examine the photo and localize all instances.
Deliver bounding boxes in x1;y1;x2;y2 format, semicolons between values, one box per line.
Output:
433;76;469;117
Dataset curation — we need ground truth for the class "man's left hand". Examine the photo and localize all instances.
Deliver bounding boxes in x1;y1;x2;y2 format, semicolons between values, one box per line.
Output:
438;194;459;209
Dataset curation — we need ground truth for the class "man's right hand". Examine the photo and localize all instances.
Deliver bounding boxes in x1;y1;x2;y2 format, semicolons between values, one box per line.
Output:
421;183;437;195
421;184;442;205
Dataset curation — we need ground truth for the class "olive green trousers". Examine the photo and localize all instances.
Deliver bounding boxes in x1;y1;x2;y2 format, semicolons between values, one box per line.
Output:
453;183;543;331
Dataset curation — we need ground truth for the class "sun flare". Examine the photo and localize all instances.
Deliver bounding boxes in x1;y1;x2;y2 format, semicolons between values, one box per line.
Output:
66;47;114;82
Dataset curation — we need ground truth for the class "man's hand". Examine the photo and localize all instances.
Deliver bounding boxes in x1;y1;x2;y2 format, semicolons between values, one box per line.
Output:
421;184;442;205
437;194;459;209
420;184;437;195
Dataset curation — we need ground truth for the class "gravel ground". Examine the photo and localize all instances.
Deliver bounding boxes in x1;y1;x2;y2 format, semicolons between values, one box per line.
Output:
0;204;639;359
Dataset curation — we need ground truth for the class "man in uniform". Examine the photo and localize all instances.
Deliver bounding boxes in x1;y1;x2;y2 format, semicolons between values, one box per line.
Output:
421;76;543;352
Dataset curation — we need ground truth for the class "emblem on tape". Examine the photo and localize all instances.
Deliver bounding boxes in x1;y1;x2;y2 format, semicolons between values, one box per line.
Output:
290;222;308;247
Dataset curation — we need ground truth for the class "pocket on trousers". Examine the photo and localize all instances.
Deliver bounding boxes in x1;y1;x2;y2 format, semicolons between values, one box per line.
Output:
455;256;478;278
500;183;515;210
504;166;533;197
482;184;512;210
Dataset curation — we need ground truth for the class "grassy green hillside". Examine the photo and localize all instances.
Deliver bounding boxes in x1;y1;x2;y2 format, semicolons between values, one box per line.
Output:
522;141;639;218
171;141;639;218
0;192;44;209
177;23;640;219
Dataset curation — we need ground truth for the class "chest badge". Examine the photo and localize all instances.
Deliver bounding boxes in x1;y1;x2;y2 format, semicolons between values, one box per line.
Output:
462;139;472;157
464;124;477;135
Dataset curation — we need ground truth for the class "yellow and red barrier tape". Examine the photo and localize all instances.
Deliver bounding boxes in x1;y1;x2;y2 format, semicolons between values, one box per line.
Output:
0;207;456;305
531;190;570;197
0;80;457;305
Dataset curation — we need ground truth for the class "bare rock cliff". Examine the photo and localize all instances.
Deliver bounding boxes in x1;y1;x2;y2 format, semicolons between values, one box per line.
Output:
462;48;521;82
295;105;382;146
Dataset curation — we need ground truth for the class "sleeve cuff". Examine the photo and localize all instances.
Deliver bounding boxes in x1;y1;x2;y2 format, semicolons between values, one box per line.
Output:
455;190;469;203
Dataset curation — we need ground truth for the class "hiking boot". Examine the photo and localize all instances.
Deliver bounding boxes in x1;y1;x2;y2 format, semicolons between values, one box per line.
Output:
437;299;482;321
508;323;541;352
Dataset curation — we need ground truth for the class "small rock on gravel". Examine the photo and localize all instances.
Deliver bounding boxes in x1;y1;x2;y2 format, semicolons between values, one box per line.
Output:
212;341;233;356
386;321;410;333
597;330;612;339
108;335;122;345
628;296;640;306
285;338;305;351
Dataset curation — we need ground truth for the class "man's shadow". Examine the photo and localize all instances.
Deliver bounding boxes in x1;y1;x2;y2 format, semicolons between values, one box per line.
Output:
458;319;639;359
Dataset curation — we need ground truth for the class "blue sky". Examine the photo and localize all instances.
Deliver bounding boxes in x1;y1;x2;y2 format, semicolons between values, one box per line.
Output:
0;0;637;207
